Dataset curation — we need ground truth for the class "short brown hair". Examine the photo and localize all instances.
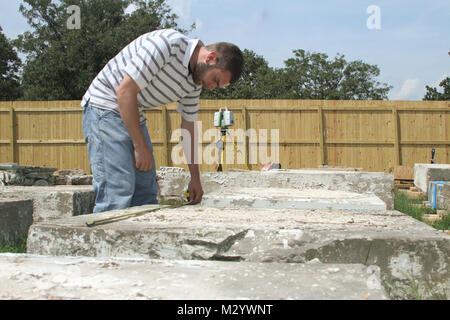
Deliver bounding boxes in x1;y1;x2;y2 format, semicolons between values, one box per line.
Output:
205;42;244;84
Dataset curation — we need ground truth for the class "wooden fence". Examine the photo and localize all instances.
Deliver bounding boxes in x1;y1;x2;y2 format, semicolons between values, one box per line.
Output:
0;100;448;174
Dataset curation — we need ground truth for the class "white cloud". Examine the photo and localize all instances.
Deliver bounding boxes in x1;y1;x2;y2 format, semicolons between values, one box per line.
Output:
125;3;138;15
392;78;421;100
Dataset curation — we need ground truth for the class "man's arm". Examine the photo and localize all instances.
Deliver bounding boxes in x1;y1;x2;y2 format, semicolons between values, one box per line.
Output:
181;117;204;204
116;74;154;172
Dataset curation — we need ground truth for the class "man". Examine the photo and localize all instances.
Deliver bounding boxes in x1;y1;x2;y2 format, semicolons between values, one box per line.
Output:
81;28;243;213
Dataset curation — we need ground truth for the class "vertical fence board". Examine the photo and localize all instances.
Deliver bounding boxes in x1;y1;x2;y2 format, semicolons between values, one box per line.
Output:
392;106;400;165
9;105;16;163
318;106;325;165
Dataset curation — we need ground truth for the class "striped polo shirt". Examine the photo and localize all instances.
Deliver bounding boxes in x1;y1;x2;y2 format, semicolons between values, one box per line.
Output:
81;29;202;123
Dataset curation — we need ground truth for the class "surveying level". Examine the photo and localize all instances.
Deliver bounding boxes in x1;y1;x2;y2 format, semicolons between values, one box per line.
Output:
214;107;249;172
214;107;234;130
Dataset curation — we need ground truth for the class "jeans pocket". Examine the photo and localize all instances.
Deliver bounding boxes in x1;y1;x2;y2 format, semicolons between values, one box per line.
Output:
98;108;116;121
87;131;105;181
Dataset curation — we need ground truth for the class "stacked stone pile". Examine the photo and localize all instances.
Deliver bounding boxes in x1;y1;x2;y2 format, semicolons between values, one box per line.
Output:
0;163;57;186
0;163;92;186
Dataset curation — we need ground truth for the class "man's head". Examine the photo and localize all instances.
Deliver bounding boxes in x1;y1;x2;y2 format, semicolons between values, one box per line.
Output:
192;42;244;90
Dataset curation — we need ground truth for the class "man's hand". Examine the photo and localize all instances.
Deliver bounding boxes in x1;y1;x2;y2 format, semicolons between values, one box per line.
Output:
134;144;154;172
188;177;204;204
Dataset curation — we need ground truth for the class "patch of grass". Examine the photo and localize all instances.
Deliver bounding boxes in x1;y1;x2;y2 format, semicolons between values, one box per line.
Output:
394;189;449;232
394;190;438;219
0;236;27;253
429;215;450;232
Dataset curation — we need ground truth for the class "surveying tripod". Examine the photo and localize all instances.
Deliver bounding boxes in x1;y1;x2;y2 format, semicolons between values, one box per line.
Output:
214;108;250;172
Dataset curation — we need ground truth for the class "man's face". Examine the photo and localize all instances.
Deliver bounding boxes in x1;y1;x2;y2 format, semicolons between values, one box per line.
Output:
192;62;232;90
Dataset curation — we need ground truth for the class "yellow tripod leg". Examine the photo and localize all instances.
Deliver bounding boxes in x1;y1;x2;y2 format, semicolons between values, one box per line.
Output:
221;135;226;171
233;141;250;170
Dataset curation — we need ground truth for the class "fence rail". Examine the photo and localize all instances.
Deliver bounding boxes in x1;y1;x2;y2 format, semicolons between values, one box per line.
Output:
0;100;448;173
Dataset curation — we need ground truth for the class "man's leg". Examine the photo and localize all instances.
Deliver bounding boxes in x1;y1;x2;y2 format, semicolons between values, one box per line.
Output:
83;105;136;213
131;122;159;207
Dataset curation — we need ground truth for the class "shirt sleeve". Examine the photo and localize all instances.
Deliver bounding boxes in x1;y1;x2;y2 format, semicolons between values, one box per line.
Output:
125;36;170;90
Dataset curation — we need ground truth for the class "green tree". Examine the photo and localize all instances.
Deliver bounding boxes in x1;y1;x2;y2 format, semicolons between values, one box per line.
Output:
0;26;23;100
423;77;450;100
14;0;181;100
281;49;392;100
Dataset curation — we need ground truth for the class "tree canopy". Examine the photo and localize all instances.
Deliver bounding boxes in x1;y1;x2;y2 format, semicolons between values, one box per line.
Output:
0;26;22;100
423;77;450;101
14;0;180;100
423;52;449;101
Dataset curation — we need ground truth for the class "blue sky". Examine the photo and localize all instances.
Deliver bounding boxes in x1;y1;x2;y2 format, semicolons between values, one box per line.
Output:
1;0;449;100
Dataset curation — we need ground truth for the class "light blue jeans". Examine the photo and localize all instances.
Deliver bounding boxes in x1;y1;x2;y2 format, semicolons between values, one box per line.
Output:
82;104;158;213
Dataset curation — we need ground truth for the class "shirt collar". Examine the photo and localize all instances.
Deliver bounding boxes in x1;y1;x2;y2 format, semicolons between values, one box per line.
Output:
183;38;200;69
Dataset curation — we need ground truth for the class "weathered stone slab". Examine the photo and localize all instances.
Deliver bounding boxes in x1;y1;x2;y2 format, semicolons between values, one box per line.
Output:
0;198;33;242
202;188;387;211
27;205;450;292
0;186;95;223
414;163;450;194
157;170;395;209
0;253;388;300
443;184;450;211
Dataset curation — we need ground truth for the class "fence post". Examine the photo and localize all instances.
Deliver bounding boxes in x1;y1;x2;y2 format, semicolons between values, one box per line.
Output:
9;104;16;163
161;106;171;166
242;105;251;170
318;106;326;166
392;106;401;166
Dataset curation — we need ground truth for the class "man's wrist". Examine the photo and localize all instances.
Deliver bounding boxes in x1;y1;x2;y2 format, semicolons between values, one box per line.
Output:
132;135;149;151
188;164;200;180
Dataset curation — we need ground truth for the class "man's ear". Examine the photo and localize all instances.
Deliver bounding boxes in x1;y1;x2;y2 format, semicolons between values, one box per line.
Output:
205;51;218;65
